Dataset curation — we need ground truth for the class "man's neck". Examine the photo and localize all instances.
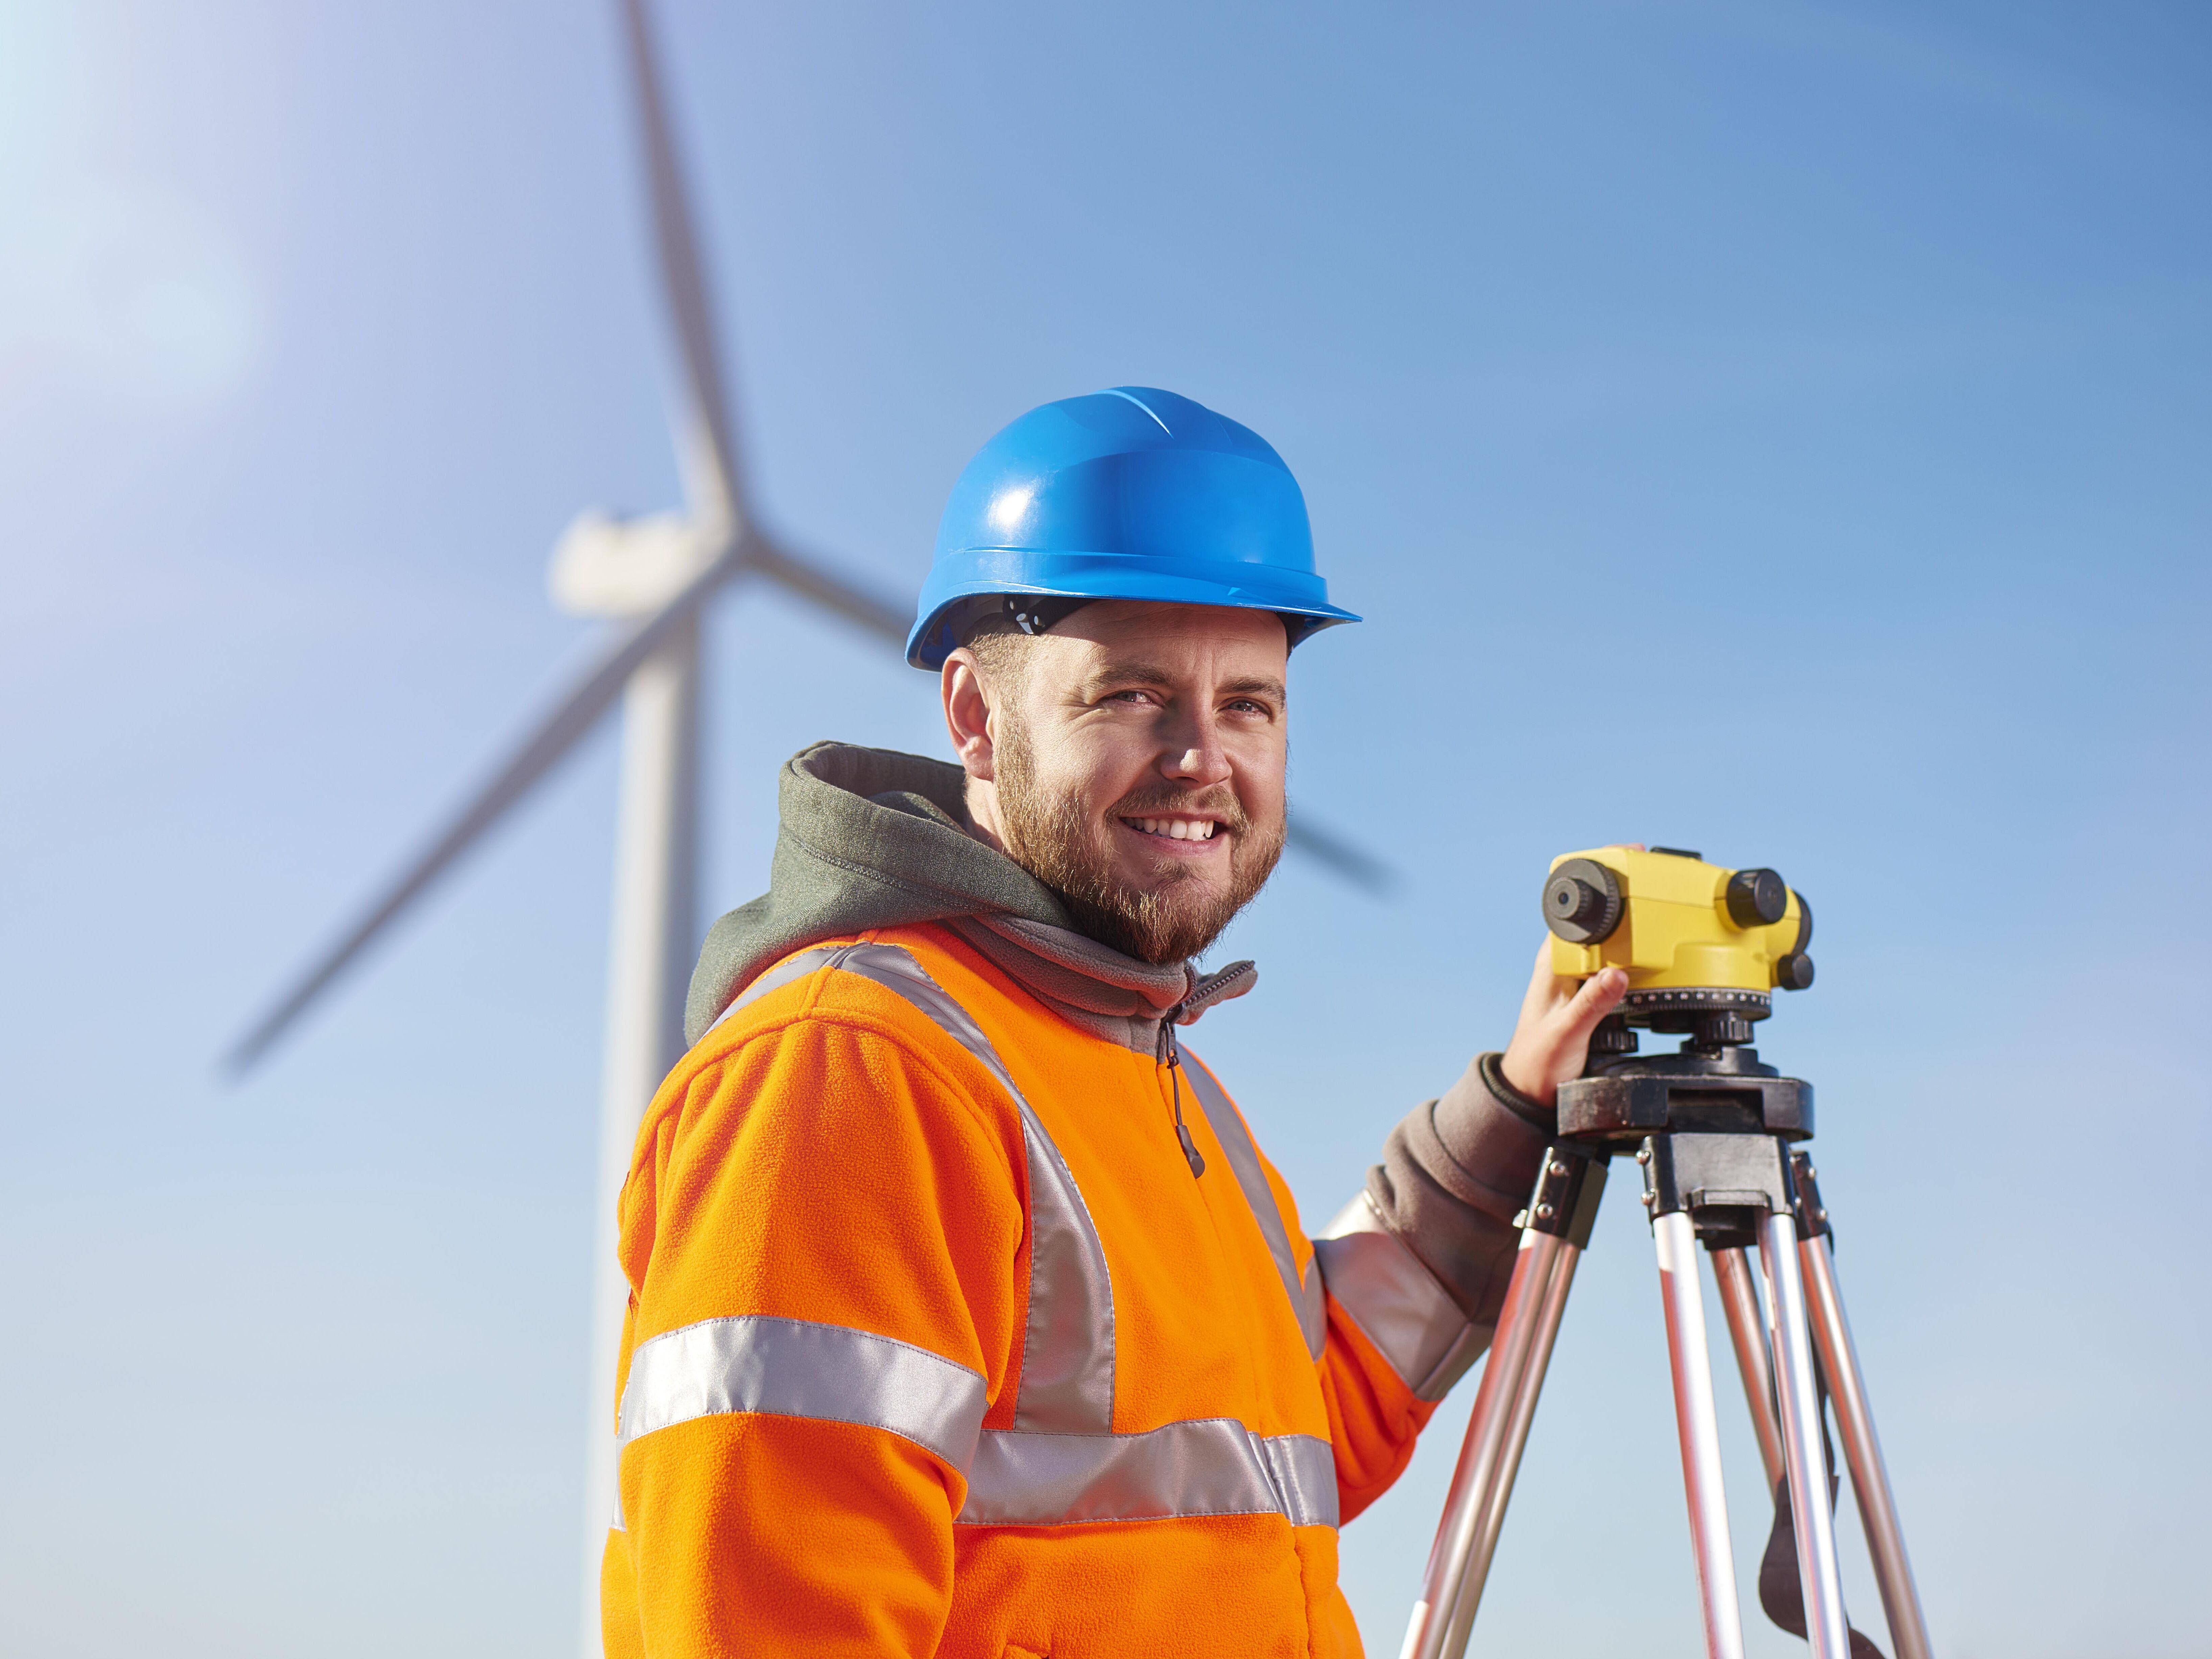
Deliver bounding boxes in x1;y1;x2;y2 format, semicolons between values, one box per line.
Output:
962;776;1010;856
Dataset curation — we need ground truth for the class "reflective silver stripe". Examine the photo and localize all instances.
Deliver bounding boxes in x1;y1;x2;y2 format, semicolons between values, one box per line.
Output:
957;1423;1339;1529
1253;1430;1340;1528
705;944;850;1034
825;944;1116;1436
617;1314;989;1468
1313;1192;1480;1403
1183;1054;1327;1359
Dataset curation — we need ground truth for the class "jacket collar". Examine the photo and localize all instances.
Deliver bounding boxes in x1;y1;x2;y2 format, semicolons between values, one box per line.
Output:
687;742;1254;1052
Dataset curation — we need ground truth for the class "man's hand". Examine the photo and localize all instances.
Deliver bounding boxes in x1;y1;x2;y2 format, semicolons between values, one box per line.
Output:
1499;940;1630;1108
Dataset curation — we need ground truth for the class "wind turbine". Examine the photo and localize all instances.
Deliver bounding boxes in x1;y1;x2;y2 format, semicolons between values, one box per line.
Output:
225;1;1391;1650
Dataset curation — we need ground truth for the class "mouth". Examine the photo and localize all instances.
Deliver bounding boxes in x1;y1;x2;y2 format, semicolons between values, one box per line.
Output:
1119;814;1224;846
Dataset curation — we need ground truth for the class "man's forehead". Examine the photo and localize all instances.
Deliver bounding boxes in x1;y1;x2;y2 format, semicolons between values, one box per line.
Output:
1020;601;1286;694
1053;599;1289;660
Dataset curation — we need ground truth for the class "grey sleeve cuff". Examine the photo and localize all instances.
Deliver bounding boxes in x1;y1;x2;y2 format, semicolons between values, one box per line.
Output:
1364;1052;1552;1328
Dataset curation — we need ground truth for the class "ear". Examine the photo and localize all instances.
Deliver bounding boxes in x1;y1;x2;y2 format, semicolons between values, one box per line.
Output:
941;649;998;781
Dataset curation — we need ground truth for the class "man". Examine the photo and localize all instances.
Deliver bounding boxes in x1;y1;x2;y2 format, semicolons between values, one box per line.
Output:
599;387;1628;1657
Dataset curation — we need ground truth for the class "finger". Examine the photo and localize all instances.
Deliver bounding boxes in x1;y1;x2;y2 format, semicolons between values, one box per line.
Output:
1526;937;1556;993
1516;938;1560;1031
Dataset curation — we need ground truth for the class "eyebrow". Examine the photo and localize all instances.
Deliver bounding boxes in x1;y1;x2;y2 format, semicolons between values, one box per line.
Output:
1222;674;1288;702
1079;662;1287;703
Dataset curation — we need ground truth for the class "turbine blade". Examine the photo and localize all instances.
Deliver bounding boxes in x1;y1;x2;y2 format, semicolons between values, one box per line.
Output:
618;0;747;528
749;537;912;645
613;3;934;660
1285;812;1397;896
223;554;736;1077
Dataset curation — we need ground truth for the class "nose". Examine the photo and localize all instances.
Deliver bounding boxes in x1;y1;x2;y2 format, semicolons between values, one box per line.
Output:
1162;716;1232;789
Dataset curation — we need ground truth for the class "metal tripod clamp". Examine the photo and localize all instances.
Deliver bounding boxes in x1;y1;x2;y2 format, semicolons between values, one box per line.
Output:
1513;1144;1607;1247
1638;1131;1795;1223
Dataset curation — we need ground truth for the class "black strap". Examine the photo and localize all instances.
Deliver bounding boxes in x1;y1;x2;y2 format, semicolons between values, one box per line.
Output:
1004;594;1095;636
1756;1358;1886;1658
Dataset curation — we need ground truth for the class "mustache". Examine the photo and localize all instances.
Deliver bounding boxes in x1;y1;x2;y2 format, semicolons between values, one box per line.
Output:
1106;784;1254;836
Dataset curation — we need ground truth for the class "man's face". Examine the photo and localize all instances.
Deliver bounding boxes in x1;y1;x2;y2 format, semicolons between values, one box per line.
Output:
968;601;1289;965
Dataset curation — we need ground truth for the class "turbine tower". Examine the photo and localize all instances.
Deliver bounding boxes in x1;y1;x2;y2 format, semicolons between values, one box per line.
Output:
225;2;1389;1650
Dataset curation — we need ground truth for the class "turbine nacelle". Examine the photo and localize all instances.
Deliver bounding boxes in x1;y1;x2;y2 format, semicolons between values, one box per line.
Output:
550;508;724;618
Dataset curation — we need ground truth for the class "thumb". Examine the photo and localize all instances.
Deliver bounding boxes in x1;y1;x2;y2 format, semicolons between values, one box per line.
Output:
1559;968;1629;1042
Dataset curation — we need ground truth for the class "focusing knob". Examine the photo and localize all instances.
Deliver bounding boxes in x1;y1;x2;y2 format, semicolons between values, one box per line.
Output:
1695;1009;1759;1048
1775;952;1816;991
1544;858;1623;944
1725;867;1789;928
1589;1014;1639;1055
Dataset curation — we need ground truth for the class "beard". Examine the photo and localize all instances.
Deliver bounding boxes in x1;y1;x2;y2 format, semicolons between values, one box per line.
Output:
993;720;1287;966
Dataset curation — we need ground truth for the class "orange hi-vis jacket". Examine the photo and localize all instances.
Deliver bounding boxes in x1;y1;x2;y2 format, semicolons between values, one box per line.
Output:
600;923;1488;1658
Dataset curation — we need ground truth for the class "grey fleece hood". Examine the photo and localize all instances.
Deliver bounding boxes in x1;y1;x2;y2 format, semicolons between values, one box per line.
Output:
685;742;1255;1051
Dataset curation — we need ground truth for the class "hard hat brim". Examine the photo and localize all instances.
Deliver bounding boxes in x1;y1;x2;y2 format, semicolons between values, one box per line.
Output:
906;556;1360;670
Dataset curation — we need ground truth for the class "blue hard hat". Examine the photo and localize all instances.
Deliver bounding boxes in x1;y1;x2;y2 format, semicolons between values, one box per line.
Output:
906;386;1360;669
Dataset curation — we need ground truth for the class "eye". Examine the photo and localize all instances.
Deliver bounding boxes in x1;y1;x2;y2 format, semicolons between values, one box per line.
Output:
1224;697;1273;716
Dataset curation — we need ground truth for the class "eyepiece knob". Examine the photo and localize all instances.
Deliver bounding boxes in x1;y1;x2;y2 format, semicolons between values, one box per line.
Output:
1725;867;1789;928
1775;952;1816;991
1544;858;1623;944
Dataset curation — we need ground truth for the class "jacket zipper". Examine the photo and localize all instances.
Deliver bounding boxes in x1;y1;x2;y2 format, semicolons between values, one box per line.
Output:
1155;1010;1206;1179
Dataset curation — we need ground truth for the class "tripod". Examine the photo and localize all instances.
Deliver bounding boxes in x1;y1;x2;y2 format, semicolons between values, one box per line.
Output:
1399;1005;1933;1659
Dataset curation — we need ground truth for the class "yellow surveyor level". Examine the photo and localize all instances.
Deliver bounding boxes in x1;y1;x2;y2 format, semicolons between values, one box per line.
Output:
1543;846;1812;996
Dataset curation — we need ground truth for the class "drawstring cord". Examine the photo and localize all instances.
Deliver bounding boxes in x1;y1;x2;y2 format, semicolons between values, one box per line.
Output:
1155;1010;1206;1179
1151;962;1254;1181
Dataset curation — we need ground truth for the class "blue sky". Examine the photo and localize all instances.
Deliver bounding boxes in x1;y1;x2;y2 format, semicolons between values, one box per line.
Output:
1;1;2206;1654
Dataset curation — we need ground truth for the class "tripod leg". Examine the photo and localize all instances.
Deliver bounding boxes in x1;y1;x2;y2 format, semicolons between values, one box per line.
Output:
1434;1241;1581;1656
1757;1210;1852;1659
1711;1245;1786;1492
1654;1211;1747;1659
1399;1227;1565;1659
1800;1231;1934;1659
1403;1147;1602;1659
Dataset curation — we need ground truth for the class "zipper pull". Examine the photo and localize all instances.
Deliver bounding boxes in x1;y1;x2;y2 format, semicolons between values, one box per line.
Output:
1174;1113;1205;1179
1157;1009;1206;1179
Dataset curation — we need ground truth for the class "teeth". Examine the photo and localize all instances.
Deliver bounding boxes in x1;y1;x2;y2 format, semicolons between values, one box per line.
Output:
1130;817;1219;840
